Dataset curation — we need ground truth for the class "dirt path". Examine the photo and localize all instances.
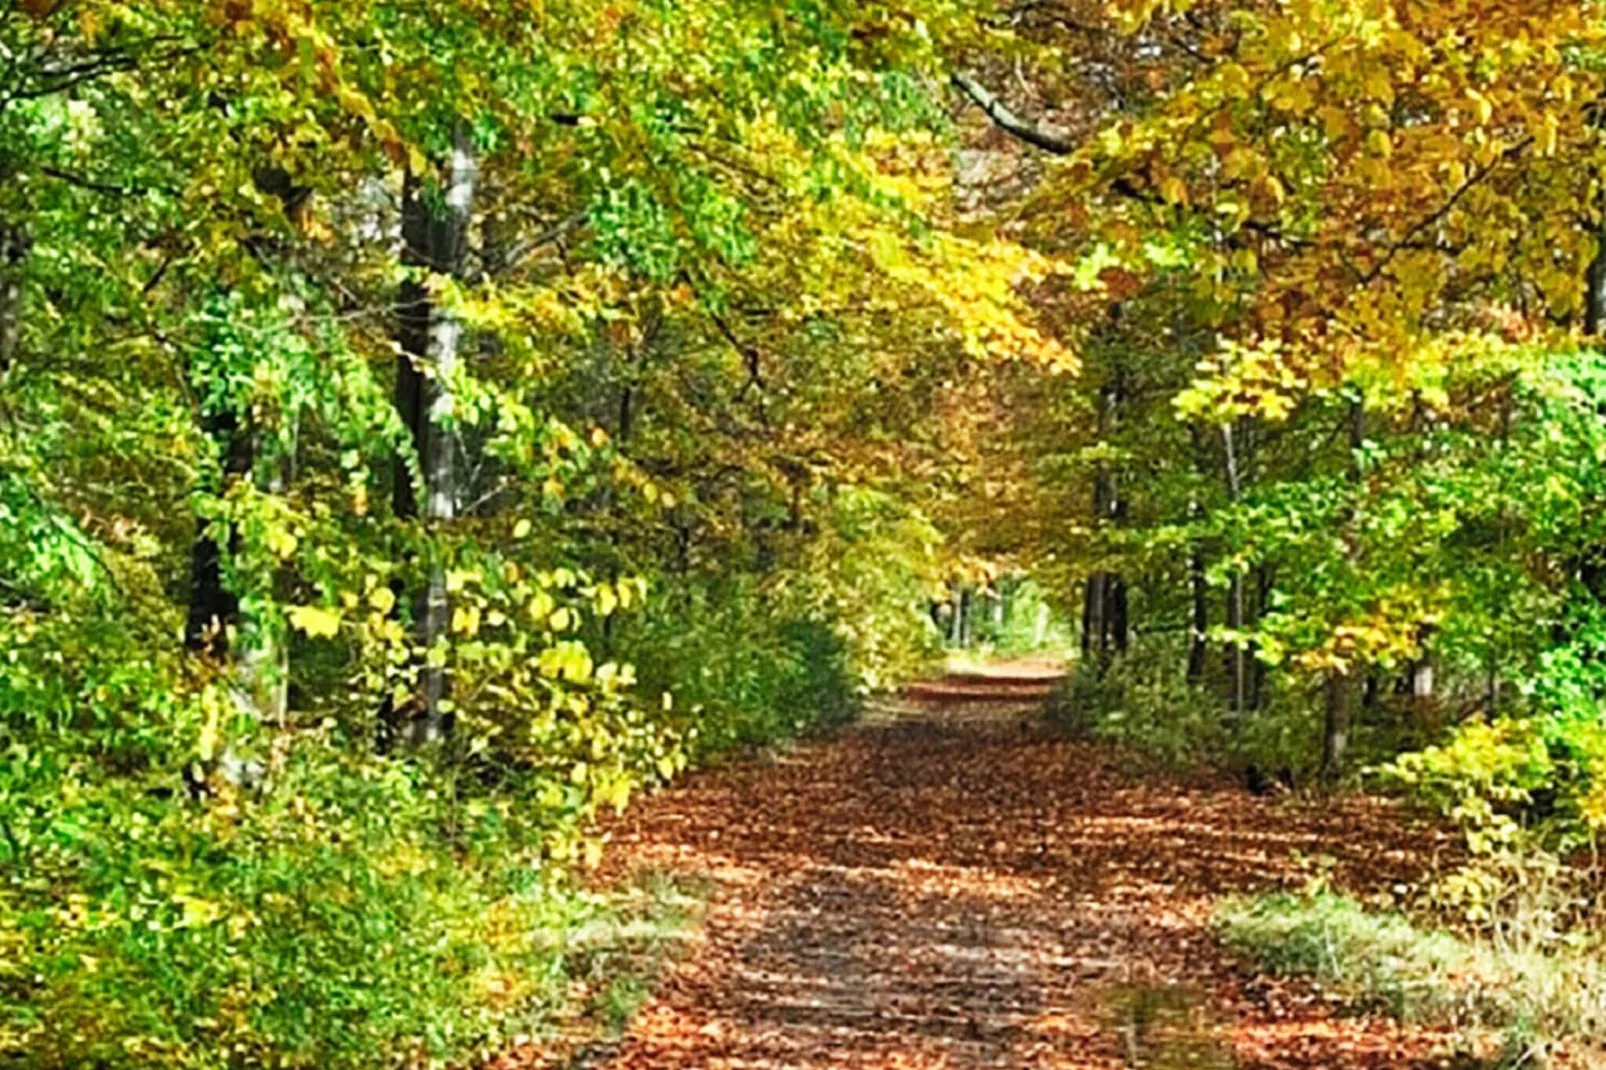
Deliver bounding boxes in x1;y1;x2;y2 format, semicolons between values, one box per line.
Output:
501;671;1460;1069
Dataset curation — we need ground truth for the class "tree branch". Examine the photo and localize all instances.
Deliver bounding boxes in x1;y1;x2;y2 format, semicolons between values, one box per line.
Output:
950;73;1073;156
710;309;765;402
1360;136;1533;286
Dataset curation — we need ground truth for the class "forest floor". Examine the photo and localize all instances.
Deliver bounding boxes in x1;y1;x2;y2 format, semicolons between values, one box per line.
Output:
491;664;1471;1070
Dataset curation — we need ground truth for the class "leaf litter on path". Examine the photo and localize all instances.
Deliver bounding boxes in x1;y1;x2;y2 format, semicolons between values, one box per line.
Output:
488;673;1464;1069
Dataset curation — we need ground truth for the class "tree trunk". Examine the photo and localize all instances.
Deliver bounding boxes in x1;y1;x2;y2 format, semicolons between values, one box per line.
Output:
1412;659;1434;702
1222;421;1247;718
1249;564;1272;710
1188;544;1208;683
185;405;252;655
242;440;292;723
1322;673;1351;777
1187;424;1209;685
1082;572;1107;665
1084;373;1126;672
185;167;305;723
1586;198;1606;337
0;222;25;375
1107;575;1128;656
393;125;477;745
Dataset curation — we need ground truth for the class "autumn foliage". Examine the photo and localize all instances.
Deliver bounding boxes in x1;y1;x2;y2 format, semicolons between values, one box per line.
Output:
7;0;1606;1066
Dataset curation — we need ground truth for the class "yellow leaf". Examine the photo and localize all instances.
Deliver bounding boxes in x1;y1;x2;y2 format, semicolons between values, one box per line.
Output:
548;606;572;632
369;585;397;615
288;605;341;639
451;604;481;637
267;527;299;560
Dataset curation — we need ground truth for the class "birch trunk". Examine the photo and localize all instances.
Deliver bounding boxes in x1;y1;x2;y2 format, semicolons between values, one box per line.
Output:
394;126;477;745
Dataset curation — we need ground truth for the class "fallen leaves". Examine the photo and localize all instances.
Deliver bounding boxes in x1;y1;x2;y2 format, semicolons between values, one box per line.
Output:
488;670;1460;1069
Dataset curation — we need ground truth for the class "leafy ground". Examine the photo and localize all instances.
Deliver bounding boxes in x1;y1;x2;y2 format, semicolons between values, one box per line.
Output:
489;667;1470;1070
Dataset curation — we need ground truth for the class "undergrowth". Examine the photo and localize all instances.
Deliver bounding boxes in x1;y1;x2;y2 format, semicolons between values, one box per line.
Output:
1217;887;1606;1067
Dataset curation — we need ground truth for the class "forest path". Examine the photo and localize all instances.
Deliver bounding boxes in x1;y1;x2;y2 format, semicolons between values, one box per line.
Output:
501;668;1458;1069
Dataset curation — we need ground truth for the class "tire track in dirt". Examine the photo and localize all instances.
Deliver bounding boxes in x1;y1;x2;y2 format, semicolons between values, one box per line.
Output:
496;670;1461;1069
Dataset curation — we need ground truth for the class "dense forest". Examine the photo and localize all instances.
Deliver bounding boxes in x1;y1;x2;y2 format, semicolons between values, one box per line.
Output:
7;0;1606;1066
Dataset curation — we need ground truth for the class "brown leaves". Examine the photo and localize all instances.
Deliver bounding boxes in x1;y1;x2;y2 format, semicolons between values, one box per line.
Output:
489;670;1457;1070
16;0;68;18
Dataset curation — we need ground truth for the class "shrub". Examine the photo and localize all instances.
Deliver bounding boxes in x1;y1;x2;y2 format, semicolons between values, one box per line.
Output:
5;744;590;1068
1048;655;1226;768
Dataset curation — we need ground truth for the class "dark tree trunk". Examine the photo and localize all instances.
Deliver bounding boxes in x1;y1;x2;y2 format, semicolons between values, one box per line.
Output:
1082;573;1107;665
1221;420;1248;719
1107;575;1129;656
1587;201;1606;337
1083;371;1127;672
184;167;303;718
184;406;253;654
1249;564;1272;710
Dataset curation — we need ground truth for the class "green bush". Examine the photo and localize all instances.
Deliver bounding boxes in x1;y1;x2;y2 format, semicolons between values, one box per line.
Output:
624;586;862;759
5;745;579;1068
1047;655;1237;773
0;585;687;1068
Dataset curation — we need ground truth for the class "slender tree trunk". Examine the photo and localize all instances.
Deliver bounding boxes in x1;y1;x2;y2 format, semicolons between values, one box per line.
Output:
1321;396;1367;774
185;168;304;723
0;222;25;375
1409;625;1436;735
1321;673;1351;777
1222;420;1247;719
1107;576;1128;656
1188;543;1208;683
1412;659;1434;702
185;406;253;655
1082;572;1107;665
1250;564;1271;710
1586;196;1606;337
393;125;477;745
1084;373;1126;671
1186;424;1209;684
244;439;292;722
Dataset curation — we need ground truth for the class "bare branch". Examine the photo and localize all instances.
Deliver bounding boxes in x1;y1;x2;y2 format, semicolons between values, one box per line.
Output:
950;73;1074;156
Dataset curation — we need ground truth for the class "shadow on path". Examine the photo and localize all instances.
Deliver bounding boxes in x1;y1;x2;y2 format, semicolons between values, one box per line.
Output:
494;671;1461;1069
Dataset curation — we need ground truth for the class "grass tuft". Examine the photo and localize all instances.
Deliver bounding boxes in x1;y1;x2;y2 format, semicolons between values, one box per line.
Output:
1216;890;1606;1066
